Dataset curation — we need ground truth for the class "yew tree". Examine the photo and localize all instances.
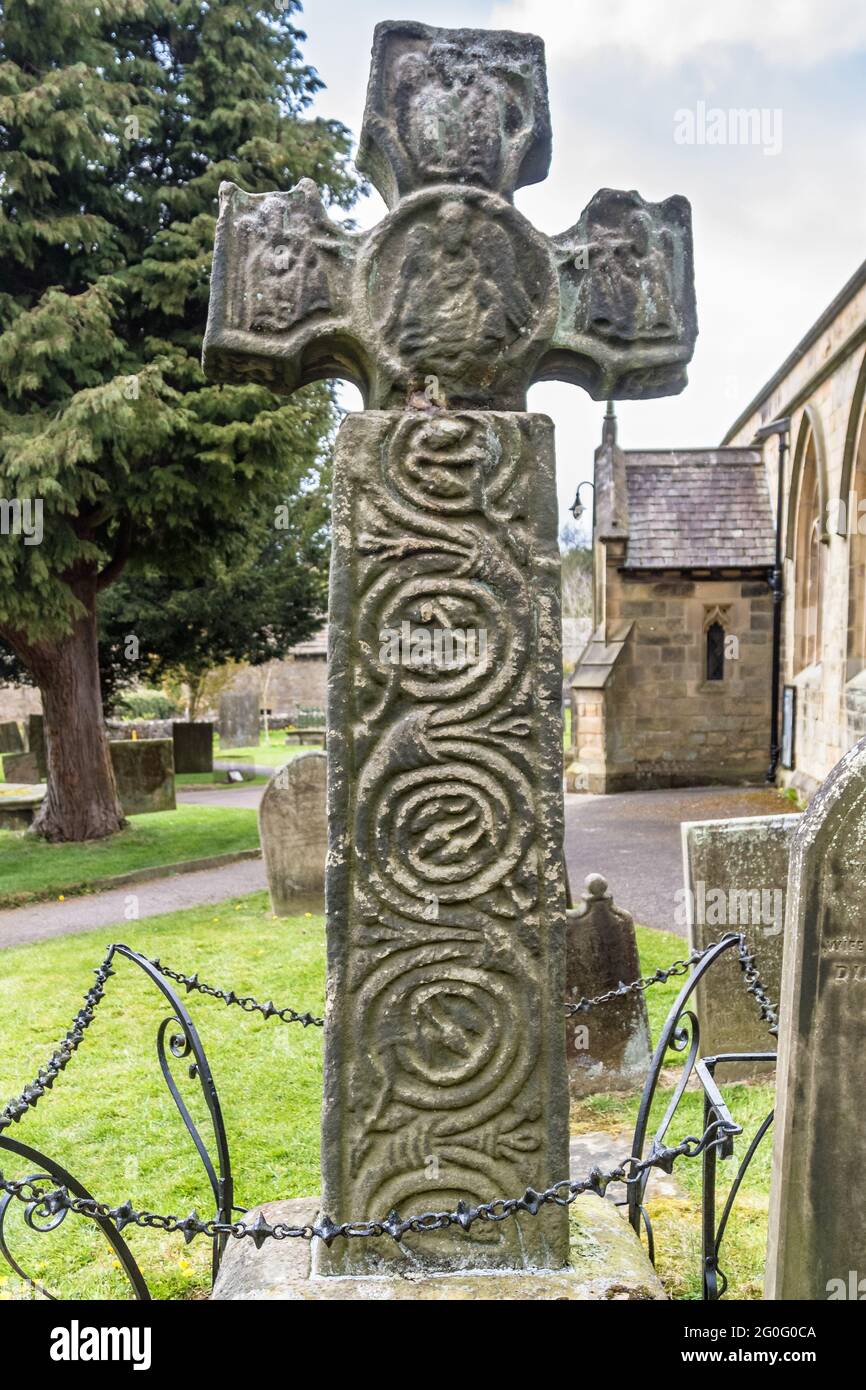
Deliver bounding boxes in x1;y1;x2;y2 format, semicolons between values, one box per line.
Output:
0;0;356;840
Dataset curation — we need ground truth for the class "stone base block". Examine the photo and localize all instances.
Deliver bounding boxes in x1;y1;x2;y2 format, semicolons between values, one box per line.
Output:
212;1195;666;1301
0;783;45;829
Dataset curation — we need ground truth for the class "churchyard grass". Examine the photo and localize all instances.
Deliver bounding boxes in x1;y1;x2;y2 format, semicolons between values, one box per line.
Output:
572;924;774;1300
0;912;772;1300
0;894;323;1301
0;806;259;908
214;732;321;767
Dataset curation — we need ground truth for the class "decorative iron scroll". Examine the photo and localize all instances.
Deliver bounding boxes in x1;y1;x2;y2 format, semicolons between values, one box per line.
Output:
0;932;777;1300
625;934;776;1295
0;945;233;1299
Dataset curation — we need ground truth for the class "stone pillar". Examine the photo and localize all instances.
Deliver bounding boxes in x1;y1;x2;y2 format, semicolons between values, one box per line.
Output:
316;409;570;1274
765;737;866;1299
565;873;651;1098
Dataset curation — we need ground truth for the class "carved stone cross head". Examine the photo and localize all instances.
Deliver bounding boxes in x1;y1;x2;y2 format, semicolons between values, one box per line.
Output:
203;19;698;411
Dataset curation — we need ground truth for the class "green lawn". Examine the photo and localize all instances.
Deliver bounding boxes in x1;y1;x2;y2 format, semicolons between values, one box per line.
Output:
573;925;775;1301
0;894;322;1300
0;805;260;908
0;912;774;1301
214;732;321;767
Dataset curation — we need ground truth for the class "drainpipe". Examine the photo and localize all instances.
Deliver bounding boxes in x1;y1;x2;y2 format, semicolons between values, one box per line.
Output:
753;416;791;783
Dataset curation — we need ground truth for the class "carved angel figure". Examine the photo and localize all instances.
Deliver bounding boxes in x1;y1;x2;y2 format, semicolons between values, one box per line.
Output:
578;208;678;342
383;200;534;375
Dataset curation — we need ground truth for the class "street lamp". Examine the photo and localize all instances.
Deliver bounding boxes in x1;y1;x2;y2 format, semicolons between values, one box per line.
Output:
753;416;791;784
570;480;595;524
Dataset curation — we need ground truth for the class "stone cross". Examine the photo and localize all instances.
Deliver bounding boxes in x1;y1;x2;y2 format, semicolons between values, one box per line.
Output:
204;19;696;1277
766;737;866;1300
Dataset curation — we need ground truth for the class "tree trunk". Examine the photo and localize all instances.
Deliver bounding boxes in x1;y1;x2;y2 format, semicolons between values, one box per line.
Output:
187;672;203;723
5;570;126;843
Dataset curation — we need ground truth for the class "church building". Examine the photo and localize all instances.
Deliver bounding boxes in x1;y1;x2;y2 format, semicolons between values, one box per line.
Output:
566;407;775;792
567;257;866;799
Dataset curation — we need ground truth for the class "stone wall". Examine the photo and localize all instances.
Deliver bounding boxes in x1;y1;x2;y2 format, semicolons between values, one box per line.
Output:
268;657;327;720
0;684;41;722
571;574;772;791
724;268;866;793
219;656;326;723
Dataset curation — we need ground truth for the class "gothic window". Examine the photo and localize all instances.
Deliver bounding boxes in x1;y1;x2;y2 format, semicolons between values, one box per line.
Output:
706;621;725;681
794;435;825;671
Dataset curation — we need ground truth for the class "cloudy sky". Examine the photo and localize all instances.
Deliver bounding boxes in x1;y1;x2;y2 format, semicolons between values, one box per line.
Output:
302;0;866;533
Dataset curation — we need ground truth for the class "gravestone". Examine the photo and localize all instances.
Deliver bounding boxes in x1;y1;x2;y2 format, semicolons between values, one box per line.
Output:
1;750;41;784
109;739;176;816
219;692;260;750
566;874;652;1098
0;721;24;754
172;721;214;774
766;737;866;1300
28;713;46;778
682;813;797;1073
259;753;327;912
205;18;695;1294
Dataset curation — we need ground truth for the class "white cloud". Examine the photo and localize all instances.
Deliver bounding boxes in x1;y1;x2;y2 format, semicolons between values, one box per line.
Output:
491;0;866;70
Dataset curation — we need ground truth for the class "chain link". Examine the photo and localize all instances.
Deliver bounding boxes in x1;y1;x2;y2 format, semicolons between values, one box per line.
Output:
149;958;324;1028
0;949;116;1134
735;937;779;1036
566;931;779;1039
0;1115;738;1248
564;945;712;1016
0;933;778;1140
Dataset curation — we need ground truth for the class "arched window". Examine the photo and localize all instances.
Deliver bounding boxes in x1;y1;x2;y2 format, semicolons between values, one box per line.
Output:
706;621;725;681
794;434;825;671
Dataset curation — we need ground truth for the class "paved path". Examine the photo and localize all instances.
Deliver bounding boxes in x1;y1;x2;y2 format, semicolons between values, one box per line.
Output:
0;858;268;950
1;782;785;950
178;785;265;810
564;785;785;937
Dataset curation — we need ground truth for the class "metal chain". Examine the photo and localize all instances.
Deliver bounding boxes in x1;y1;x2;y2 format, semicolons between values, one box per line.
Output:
148;958;324;1028
0;934;777;1137
0;949;116;1134
735;936;779;1036
0;1115;737;1249
566;931;779;1040
564;945;714;1016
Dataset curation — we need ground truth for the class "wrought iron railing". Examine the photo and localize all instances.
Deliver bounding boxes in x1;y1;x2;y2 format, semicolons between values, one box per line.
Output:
0;932;778;1300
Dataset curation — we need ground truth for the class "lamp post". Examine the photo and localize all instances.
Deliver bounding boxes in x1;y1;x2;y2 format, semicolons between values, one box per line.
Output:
570;480;595;526
753;416;791;784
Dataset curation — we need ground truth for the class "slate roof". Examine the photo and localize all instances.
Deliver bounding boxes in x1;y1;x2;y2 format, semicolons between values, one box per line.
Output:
622;449;775;570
